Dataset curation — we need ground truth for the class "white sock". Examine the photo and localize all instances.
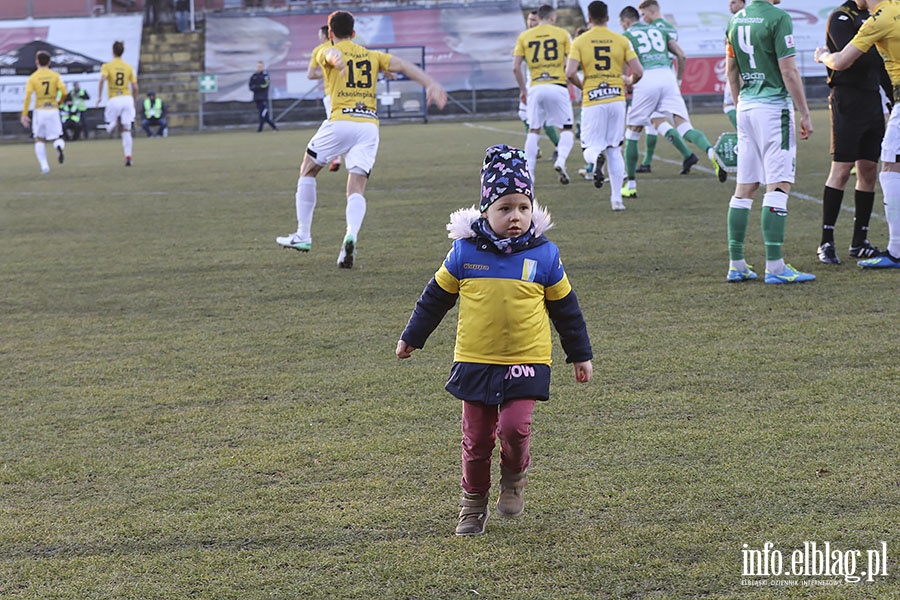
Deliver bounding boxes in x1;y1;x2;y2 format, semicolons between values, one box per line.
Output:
606;147;624;200
878;171;900;256
122;130;133;157
296;177;317;241
53;138;65;152
34;142;48;170
556;130;575;166
524;132;540;180
345;193;367;239
655;121;673;137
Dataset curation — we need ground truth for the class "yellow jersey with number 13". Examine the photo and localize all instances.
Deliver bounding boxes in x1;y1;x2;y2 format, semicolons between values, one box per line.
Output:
320;39;392;124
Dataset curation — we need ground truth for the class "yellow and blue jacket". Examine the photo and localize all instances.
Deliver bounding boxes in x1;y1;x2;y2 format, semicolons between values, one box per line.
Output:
400;204;592;404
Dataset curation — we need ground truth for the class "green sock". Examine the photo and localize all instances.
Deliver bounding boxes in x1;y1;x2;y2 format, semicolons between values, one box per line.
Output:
544;125;560;146
625;139;639;179
727;110;737;129
683;129;713;154
761;206;787;261
727;207;751;261
642;134;657;165
664;130;692;160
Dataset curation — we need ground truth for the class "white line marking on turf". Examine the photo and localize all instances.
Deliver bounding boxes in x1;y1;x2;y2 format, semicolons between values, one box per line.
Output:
645;157;885;221
465;124;885;222
463;122;520;134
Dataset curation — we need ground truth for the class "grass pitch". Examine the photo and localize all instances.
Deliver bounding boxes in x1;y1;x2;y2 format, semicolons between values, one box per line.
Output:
1;111;898;599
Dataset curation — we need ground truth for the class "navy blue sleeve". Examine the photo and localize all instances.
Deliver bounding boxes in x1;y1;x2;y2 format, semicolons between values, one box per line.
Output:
546;291;593;363
400;277;459;349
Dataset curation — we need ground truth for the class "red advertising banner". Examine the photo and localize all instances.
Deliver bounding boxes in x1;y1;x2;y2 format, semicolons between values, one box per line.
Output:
681;56;728;96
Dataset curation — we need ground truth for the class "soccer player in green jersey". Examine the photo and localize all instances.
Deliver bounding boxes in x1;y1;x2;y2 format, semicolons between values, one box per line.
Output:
620;7;728;198
724;0;815;284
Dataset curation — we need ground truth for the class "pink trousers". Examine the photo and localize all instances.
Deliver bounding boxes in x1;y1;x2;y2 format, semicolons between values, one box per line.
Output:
460;398;536;495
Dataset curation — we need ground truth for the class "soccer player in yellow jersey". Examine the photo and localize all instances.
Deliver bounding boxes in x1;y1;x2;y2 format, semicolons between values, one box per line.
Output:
97;40;139;166
276;10;447;269
307;25;342;172
817;0;900;269
21;51;66;174
513;4;576;185
566;1;642;211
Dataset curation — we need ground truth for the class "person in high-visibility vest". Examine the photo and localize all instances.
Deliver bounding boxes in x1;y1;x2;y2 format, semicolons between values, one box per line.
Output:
60;95;83;141
70;82;91;139
141;91;168;137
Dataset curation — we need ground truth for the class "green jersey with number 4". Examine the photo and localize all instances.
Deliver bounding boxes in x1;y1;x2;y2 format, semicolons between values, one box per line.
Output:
725;1;795;106
624;22;673;71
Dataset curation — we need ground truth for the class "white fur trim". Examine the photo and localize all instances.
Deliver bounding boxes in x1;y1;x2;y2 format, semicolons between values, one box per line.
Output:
446;202;552;240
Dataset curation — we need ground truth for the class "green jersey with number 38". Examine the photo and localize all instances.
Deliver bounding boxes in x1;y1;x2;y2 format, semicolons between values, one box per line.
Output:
725;1;795;106
624;22;673;71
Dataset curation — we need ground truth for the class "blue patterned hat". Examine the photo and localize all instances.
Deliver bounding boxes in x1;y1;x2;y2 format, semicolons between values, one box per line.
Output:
480;144;534;212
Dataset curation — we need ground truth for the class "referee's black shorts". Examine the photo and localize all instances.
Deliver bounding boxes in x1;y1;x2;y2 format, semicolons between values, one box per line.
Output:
829;86;885;163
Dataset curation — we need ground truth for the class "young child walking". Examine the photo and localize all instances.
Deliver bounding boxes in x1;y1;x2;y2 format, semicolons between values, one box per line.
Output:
395;144;593;536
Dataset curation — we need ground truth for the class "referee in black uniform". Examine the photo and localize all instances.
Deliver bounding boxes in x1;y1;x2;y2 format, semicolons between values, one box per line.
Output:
817;0;891;264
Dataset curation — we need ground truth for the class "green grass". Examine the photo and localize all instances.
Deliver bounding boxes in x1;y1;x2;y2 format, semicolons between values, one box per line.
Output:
1;112;898;599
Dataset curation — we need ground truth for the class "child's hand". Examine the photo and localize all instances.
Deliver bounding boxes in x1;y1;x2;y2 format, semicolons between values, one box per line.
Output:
396;340;417;359
573;361;592;383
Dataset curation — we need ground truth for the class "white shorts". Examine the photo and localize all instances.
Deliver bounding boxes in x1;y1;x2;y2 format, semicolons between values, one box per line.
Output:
526;84;574;130
105;95;136;130
880;103;900;164
322;95;332;120
32;108;63;140
626;68;688;127
518;101;527;122
580;102;626;150
735;103;796;185
307;119;379;175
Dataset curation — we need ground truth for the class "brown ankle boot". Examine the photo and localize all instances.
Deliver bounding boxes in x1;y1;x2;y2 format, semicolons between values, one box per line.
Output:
455;491;489;536
496;468;527;517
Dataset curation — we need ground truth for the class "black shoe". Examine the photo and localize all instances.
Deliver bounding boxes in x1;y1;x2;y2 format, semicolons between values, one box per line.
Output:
593;153;605;189
125;156;132;167
680;153;699;175
636;164;651;174
817;242;841;265
849;240;881;259
57;146;64;164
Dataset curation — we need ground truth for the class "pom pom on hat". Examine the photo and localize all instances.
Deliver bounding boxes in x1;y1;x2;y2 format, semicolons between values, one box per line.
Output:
480;144;534;212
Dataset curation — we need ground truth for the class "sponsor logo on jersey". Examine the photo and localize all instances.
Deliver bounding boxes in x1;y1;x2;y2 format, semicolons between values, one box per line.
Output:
587;84;623;101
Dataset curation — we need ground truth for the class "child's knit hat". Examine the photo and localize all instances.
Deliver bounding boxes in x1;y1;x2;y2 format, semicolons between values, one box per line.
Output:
480;144;534;212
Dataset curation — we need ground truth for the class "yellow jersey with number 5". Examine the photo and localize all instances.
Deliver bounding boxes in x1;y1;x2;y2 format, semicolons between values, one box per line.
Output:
319;39;392;123
569;25;636;106
101;57;136;97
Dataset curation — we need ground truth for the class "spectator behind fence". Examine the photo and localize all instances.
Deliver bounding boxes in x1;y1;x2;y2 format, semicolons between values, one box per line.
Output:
141;91;168;137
